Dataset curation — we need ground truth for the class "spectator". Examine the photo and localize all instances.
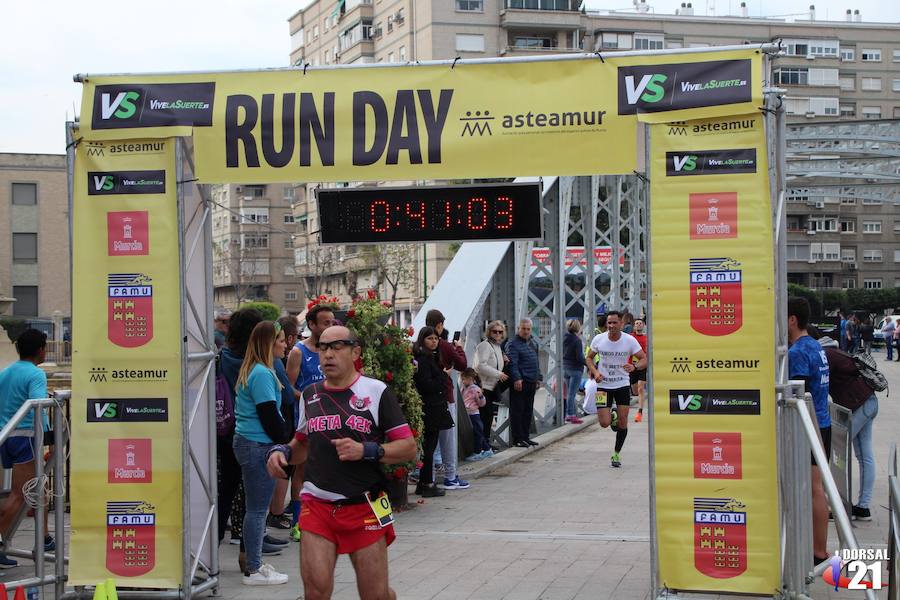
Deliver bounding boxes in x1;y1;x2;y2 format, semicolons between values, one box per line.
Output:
0;329;54;568
562;319;585;425
817;335;879;521
787;297;831;565
424;309;469;490
630;318;649;423
838;312;847;351
881;318;895;361
233;321;290;585
506;318;543;448
218;308;262;564
859;318;874;355
845;315;859;354
460;368;490;461
473;320;509;447
214;308;232;349
413;327;455;497
621;311;634;334
894;321;900;362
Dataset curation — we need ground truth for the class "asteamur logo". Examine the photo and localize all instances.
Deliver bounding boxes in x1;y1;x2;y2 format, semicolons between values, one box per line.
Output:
617;59;752;115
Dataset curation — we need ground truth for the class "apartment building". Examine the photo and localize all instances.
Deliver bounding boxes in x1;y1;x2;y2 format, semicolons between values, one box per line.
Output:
287;0;899;300
210;183;304;313
0;154;70;322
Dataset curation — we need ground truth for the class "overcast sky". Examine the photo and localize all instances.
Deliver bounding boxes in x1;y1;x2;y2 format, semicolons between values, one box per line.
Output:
0;0;895;155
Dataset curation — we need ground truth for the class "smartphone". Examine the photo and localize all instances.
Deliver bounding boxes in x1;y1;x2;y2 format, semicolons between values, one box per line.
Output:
452;331;461;342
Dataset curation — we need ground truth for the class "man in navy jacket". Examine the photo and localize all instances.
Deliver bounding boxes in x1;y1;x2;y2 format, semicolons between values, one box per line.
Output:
506;318;543;447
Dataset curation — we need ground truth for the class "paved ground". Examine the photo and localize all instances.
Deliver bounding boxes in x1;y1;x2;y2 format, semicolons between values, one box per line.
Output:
5;353;898;599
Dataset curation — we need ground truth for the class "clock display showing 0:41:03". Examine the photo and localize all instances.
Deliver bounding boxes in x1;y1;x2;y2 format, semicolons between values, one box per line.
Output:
317;183;543;244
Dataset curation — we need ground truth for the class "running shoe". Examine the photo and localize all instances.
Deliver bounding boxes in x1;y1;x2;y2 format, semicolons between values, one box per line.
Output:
851;505;872;521
442;476;470;490
464;453;484;462
479;449;494;459
261;541;283;556
289;524;302;542
634;409;643;423
0;553;17;569
229;536;242;545
416;484;446;497
526;439;539;446
567;416;584;424
267;513;292;530
264;534;289;546
611;452;621;468
242;563;288;586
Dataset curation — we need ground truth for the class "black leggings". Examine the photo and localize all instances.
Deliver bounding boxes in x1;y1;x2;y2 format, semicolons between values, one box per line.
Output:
217;433;243;543
480;388;500;441
419;429;440;487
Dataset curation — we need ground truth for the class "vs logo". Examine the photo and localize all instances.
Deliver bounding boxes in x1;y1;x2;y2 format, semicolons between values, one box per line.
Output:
93;401;118;420
93;174;116;191
672;154;697;172
100;91;140;120
623;74;668;105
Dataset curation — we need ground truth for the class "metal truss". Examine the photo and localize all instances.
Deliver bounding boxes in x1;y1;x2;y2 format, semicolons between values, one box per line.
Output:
785;185;896;204
787;157;900;181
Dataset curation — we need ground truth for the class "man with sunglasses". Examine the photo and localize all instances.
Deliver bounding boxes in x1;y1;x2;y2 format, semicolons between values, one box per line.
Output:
267;325;416;600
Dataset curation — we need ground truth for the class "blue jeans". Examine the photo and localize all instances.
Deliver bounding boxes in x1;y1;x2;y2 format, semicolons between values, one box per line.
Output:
851;394;879;509
563;368;583;417
232;434;276;573
886;336;894;360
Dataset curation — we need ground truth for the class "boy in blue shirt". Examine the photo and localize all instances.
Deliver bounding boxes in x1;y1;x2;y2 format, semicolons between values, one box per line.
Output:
0;329;54;564
787;298;830;565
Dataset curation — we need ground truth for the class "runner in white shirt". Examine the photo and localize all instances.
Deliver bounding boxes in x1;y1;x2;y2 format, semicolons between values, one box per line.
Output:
585;311;647;468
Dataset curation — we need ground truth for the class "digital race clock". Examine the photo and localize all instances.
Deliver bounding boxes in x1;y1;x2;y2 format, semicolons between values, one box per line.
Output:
316;182;543;244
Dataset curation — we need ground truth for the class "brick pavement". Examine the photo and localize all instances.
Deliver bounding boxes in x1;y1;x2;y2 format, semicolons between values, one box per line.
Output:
5;355;897;599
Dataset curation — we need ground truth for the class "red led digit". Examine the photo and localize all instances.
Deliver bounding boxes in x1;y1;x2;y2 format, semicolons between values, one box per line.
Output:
467;197;487;230
370;199;390;233
444;200;452;229
496;196;513;230
405;200;427;229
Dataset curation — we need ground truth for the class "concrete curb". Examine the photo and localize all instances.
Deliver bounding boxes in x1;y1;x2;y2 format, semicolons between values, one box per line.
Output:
457;419;597;480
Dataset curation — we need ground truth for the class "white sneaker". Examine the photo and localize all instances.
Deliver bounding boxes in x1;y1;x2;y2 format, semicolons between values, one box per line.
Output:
242;563;288;586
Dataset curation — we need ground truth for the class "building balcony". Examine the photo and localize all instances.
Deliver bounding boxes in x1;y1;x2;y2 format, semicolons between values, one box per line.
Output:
337;39;375;64
500;8;584;30
501;44;583;56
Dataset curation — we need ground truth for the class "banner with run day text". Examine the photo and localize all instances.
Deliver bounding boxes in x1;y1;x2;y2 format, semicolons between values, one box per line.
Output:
76;49;764;182
649;113;780;594
70;137;183;587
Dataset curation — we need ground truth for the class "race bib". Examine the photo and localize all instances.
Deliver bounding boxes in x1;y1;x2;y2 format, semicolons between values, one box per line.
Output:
365;491;394;528
595;390;609;409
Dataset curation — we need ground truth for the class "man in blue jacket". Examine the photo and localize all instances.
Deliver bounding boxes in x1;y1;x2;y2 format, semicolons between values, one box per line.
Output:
506;318;543;448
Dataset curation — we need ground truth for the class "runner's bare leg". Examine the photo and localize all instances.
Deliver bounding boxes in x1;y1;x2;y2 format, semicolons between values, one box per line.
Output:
350;536;395;600
301;531;338;600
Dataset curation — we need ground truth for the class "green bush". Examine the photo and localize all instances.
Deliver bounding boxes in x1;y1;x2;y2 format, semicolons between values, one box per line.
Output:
238;301;281;321
0;317;28;342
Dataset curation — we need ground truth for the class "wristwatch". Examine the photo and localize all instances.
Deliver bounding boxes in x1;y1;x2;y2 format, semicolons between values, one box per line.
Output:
375;444;385;460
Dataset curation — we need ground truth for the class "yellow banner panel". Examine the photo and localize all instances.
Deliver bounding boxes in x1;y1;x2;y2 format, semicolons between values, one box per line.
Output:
649;113;780;594
70;137;183;588
76;50;762;182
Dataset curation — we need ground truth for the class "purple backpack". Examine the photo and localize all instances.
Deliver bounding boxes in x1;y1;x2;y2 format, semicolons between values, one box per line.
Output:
215;352;236;436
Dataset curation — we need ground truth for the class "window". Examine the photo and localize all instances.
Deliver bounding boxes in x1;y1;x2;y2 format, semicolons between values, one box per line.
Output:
12;233;37;262
784;96;839;116
338;19;374;52
840;104;855;117
841;196;856;205
240;259;269;276
840;48;854;61
841;248;856;262
808;41;839;57
784;40;809;56
862;196;882;205
514;36;553;49
863;249;883;262
839;219;855;233
242;185;265;199
863;279;882;289
843;278;857;289
241;233;269;249
313;25;319;40
12;286;37;317
456;34;485;52
11;183;36;205
239;208;269;224
786;216;802;232
839;76;855;91
324;50;330;64
284;237;294;249
285;291;299;301
387;52;394;62
895;250;900;262
776;68;807;86
895;221;900;234
894;50;900;62
294;247;308;265
811;243;840;261
283;214;295;224
597;32;632;50
456;0;483;10
786;244;810;261
399;45;406;61
283;187;295;201
810;217;837;232
861;77;882;91
893;79;900;92
862;106;881;119
811;273;833;288
284;265;296;276
634;34;664;50
860;48;881;62
290;28;305;51
862;221;882;234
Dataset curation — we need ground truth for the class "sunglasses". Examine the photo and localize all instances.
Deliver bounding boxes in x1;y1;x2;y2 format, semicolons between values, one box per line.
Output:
316;339;357;352
491;330;504;334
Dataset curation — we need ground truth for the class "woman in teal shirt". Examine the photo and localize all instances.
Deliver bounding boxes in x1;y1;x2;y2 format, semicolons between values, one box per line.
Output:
232;321;290;586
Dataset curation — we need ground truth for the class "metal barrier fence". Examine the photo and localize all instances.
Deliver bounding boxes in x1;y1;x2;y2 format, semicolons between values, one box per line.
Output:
43;342;72;366
0;392;69;598
889;443;899;600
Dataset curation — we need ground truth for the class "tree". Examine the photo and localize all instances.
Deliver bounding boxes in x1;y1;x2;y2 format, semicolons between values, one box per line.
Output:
369;244;419;314
213;238;268;305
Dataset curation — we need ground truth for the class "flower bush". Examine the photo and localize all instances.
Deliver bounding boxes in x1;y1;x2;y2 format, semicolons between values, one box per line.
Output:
345;293;423;480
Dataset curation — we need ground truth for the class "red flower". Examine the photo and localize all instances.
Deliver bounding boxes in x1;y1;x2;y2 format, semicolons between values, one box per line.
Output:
381;300;392;307
347;309;356;318
318;295;326;300
407;326;414;336
306;302;315;310
382;337;390;346
330;297;338;303
392;467;408;479
385;371;394;382
367;289;377;300
410;428;418;439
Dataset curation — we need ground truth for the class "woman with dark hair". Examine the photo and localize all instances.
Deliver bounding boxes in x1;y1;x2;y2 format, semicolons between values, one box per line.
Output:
412;326;455;498
233;321;290;585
